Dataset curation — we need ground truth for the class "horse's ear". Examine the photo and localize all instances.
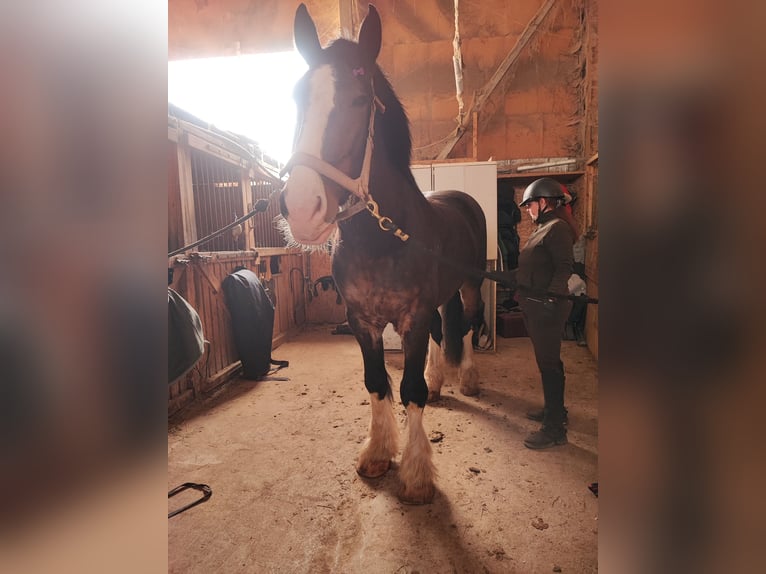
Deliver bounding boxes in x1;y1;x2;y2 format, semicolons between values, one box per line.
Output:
358;5;381;62
294;3;322;66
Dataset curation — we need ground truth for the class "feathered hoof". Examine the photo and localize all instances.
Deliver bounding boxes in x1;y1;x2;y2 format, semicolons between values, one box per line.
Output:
356;459;391;479
427;389;441;403
398;482;435;505
459;384;479;397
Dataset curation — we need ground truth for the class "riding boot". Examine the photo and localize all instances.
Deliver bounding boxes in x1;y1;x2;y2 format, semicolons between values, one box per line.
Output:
525;377;569;425
524;370;568;449
525;406;568;424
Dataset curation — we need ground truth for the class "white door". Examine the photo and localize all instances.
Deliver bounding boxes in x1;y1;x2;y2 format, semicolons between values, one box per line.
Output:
432;162;497;261
411;165;432;192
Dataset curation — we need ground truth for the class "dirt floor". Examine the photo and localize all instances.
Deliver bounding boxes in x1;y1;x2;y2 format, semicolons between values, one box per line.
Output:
168;325;598;573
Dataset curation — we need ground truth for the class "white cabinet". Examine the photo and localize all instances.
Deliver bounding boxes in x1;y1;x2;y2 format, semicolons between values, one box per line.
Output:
411;165;433;195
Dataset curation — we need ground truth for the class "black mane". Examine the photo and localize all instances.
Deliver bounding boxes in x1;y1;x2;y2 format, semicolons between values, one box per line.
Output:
323;39;415;183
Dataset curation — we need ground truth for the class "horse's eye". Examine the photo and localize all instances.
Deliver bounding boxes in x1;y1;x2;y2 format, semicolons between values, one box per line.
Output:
352;95;369;107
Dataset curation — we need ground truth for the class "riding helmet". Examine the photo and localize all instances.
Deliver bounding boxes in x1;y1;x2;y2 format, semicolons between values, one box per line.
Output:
519;177;566;206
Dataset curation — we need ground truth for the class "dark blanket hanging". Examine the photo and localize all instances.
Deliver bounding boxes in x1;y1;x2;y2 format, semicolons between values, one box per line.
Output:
222;267;288;379
168;288;205;384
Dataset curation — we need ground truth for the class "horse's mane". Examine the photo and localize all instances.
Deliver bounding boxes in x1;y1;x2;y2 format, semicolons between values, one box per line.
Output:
324;39;416;186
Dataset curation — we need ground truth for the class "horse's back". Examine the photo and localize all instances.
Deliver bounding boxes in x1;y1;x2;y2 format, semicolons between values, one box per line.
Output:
424;190;487;268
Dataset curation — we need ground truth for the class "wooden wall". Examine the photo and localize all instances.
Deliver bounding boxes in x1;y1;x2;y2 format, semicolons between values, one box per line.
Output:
304;252;348;325
373;0;586;162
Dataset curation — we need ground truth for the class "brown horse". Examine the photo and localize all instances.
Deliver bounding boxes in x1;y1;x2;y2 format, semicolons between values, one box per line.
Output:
279;4;487;504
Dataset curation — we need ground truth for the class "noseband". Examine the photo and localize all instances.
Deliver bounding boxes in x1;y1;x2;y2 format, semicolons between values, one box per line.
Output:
280;76;387;224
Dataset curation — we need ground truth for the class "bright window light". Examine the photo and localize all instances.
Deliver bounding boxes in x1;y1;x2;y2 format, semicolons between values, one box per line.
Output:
168;51;308;164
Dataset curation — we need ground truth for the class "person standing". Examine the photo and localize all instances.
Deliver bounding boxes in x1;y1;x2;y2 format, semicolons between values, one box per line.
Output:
516;178;576;449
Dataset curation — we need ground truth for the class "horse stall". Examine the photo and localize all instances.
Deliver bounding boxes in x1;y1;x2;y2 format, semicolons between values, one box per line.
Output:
168;0;598;572
167;105;309;414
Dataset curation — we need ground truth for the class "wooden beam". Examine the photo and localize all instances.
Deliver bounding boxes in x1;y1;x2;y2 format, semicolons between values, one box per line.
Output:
452;0;465;125
339;0;361;39
240;167;255;251
176;142;198;248
436;0;557;160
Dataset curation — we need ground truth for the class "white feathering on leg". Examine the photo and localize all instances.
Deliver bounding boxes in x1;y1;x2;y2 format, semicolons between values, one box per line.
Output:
425;337;446;399
356;393;399;477
399;403;436;503
459;330;480;396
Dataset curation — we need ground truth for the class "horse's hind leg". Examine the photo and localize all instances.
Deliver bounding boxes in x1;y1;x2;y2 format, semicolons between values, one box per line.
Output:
424;309;446;402
399;320;436;504
348;313;398;478
457;282;484;396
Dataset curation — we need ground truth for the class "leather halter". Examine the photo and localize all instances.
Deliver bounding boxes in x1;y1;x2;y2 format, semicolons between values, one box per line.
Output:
280;78;386;224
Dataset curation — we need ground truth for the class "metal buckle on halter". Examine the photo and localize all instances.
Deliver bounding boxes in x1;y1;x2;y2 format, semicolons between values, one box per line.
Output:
365;199;409;241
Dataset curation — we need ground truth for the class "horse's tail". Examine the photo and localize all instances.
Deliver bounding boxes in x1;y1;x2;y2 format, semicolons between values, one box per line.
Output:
442;291;465;366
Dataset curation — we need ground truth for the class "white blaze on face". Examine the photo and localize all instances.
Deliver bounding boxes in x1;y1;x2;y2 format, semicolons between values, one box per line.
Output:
284;65;336;244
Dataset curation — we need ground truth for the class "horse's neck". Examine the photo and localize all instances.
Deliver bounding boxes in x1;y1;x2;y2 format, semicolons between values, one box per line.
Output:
368;137;426;219
334;159;417;259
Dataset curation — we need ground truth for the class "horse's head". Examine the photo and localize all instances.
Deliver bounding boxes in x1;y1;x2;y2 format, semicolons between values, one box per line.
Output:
279;3;382;246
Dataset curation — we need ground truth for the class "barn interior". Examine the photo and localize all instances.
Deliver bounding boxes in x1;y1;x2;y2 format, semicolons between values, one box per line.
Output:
168;0;598;571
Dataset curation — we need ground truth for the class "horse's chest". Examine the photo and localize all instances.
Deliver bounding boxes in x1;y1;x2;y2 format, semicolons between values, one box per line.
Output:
342;279;416;316
336;266;422;326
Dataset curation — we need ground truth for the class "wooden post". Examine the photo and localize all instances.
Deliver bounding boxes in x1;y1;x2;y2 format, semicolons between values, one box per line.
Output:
176;138;198;249
339;0;360;39
183;260;201;397
240;167;255;251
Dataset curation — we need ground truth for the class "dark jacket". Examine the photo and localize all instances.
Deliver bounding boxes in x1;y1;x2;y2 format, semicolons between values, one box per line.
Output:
516;211;575;297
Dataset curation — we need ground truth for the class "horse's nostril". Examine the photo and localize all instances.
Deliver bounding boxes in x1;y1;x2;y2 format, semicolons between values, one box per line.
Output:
279;190;289;217
312;194;323;217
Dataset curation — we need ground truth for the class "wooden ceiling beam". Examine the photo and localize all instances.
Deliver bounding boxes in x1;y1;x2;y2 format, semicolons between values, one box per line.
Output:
436;0;557;160
339;0;363;40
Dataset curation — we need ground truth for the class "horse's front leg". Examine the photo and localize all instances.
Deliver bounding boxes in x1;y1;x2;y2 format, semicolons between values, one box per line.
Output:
399;320;436;504
348;312;399;479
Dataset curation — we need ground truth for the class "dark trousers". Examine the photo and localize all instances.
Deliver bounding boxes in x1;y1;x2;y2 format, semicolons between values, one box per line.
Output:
520;297;572;425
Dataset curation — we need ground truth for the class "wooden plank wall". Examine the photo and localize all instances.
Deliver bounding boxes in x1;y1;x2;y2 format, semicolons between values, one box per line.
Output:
168;250;306;415
366;0;585;163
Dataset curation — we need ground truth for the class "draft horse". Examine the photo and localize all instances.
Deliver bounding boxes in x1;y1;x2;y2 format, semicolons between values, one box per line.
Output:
279;4;487;504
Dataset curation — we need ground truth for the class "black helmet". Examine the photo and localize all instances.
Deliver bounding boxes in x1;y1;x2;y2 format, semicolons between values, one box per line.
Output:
520;177;566;207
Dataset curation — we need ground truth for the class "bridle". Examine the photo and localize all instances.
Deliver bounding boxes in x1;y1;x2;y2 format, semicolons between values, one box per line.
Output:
280;76;410;240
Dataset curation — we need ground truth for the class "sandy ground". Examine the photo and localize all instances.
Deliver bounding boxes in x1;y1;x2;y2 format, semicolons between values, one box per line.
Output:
168;325;598;573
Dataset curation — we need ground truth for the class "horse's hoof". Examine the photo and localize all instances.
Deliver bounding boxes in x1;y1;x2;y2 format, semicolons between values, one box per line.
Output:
356;459;391;478
398;483;435;505
460;385;479;397
427;389;441;403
